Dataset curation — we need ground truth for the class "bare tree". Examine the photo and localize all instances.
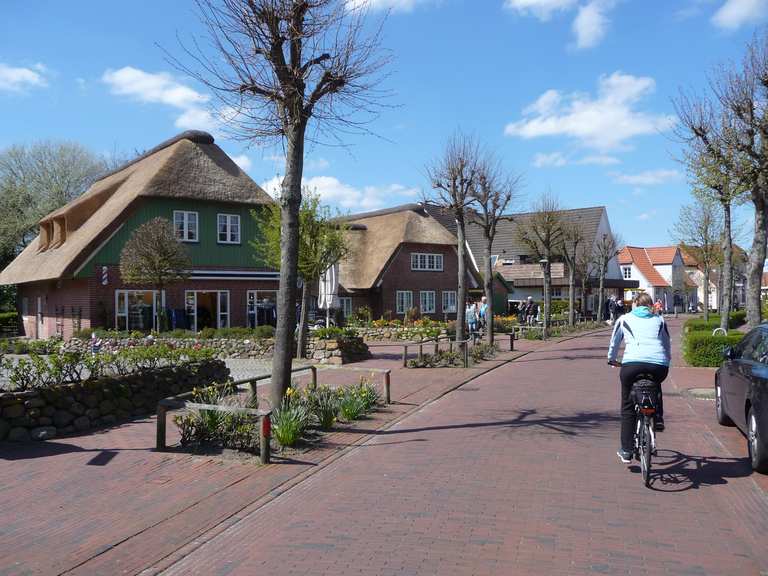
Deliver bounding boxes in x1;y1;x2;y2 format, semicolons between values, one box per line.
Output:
172;0;390;408
472;156;520;343
559;219;584;327
120;218;192;330
425;133;481;343
675;32;768;328
516;193;563;338
574;243;593;318
592;232;622;323
672;200;723;322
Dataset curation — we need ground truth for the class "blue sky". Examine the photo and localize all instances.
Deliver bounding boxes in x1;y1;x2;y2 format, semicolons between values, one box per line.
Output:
2;0;767;245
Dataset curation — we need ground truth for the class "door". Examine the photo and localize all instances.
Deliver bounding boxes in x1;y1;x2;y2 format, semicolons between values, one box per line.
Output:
36;296;44;339
247;290;277;328
729;328;763;430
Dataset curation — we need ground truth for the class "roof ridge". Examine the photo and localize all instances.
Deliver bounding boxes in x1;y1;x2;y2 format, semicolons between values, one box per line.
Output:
93;130;215;184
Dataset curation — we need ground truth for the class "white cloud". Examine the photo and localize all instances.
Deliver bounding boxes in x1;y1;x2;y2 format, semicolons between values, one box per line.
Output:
261;175;419;211
637;210;657;221
504;0;578;20
712;0;768;29
578;154;620;165
231;154;252;171
0;62;48;92
102;66;217;132
505;71;676;151
306;157;331;171
533;152;568;167
611;169;681;186
573;0;615;49
346;0;431;12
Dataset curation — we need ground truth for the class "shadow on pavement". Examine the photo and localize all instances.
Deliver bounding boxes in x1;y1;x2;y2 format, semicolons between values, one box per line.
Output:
640;449;753;492
512;355;607;363
346;408;618;438
0;441;148;462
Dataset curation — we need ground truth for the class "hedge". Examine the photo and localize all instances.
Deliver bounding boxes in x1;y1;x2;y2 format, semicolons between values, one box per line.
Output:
0;311;18;334
683;310;746;334
682;332;744;367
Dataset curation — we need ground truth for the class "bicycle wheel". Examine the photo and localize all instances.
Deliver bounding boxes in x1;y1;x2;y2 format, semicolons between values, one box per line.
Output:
640;418;652;487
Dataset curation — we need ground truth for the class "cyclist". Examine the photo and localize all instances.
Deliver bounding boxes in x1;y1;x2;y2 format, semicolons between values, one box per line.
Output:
607;292;671;463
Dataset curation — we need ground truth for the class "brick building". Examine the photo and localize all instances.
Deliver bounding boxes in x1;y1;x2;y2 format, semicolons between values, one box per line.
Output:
336;205;480;320
0;130;279;339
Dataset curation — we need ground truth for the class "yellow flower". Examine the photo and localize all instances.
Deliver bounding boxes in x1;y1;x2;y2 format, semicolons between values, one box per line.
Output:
285;387;294;397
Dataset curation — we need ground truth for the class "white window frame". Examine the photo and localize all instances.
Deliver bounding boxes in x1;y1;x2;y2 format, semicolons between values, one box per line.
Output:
339;296;353;318
552;287;562;299
419;290;436;314
217;213;241;244
442;290;457;313
622;266;632;279
174;210;199;242
184;290;230;332
396;290;413;315
410;252;444;271
115;289;164;332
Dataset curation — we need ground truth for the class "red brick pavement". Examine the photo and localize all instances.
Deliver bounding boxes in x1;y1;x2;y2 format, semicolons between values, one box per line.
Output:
0;338;545;576
155;328;768;576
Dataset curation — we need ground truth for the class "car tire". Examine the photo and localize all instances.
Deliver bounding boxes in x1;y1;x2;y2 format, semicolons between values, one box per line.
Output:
747;407;768;474
715;381;734;426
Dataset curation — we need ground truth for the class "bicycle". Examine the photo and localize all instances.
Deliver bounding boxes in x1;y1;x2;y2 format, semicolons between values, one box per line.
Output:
608;360;660;488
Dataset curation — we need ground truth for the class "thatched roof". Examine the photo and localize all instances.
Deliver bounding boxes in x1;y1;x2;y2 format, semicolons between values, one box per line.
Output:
0;131;272;285
339;204;458;290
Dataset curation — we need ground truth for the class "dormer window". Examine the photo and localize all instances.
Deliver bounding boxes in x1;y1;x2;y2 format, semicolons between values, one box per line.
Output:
39;222;52;250
622;266;632;279
51;217;66;247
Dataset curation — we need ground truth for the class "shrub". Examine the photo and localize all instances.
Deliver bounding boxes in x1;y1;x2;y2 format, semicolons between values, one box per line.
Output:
314;326;357;340
304;385;340;430
471;342;498;363
338;387;366;421
493;315;519;333
682;332;744;367
550;300;569;315
271;389;311;447
684;311;747;334
355;378;380;412
408;349;463;368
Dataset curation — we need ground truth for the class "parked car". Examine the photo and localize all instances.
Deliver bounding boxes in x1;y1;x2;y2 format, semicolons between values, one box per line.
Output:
715;325;768;473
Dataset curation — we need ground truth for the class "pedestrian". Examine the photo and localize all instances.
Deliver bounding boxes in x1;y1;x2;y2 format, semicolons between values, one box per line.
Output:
608;295;617;325
653;298;663;315
479;296;489;332
525;296;539;326
466;301;478;335
615;296;625;318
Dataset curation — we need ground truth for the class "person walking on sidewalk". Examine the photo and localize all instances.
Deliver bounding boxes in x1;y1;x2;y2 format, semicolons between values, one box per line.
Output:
607;292;671;464
479;296;489;333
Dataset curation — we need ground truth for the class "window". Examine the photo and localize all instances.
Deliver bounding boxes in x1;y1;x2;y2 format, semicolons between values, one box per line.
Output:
339;297;353;318
411;253;444;271
21;297;29;316
247;290;278;328
420;291;436;314
552;288;562;299
218;291;230;328
490;255;499;268
115;290;161;332
174;211;198;242
185;290;230;332
622;266;632;279
396;290;413;314
217;214;241;244
442;291;457;313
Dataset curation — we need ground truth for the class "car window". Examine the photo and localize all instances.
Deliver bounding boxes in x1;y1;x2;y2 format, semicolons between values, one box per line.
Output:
739;329;764;362
751;330;768;364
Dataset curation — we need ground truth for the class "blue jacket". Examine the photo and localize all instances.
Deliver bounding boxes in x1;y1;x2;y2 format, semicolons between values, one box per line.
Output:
607;307;671;367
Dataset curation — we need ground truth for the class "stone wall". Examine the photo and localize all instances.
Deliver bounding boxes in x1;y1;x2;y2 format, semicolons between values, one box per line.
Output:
0;359;228;442
309;336;371;365
63;337;275;359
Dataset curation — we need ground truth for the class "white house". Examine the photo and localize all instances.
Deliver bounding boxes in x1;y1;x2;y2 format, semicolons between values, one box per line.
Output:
618;246;697;312
680;245;747;311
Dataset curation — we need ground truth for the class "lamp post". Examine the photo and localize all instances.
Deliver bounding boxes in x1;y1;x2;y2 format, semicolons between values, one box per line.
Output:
539;258;549;340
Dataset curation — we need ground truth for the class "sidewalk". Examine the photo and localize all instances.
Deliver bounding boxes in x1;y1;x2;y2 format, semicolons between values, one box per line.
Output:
0;336;548;576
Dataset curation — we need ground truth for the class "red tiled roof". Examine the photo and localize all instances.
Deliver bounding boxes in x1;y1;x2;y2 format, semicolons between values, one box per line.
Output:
678;246;698;267
618;246;670;287
645;246;678;265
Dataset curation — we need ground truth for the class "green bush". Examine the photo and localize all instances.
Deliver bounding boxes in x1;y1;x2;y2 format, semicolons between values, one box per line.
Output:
470;342;498;363
550;300;569;315
355;378;380;412
684;311;747;334
682;332;744;367
338;387;367;421
313;326;357;340
304;385;340;430
407;349;463;368
271;390;311;447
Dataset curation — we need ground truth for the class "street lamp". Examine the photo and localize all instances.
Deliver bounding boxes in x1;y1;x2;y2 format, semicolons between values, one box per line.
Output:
539;258;549;339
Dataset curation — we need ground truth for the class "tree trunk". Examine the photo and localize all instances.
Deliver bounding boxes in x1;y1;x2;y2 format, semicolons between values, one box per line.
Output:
580;276;588;318
568;264;575;327
456;214;467;343
484;238;494;344
597;264;606;322
270;123;305;410
703;262;710;323
720;201;733;332
296;280;310;359
746;189;767;328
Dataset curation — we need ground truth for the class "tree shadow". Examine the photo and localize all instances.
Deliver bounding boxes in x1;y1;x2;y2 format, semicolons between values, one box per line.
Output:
0;441;148;463
638;449;753;492
512;355;607;363
344;408;619;438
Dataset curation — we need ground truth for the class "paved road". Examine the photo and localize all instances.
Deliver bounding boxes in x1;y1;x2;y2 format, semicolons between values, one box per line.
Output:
160;329;768;576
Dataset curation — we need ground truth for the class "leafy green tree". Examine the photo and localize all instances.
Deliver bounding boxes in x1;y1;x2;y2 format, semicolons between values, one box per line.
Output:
119;217;191;330
253;191;349;358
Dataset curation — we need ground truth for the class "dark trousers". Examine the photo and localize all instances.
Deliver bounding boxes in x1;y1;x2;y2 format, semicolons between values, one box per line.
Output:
619;363;668;451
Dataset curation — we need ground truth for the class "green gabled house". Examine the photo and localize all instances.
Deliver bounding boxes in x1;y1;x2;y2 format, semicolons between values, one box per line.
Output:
0;130;279;338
